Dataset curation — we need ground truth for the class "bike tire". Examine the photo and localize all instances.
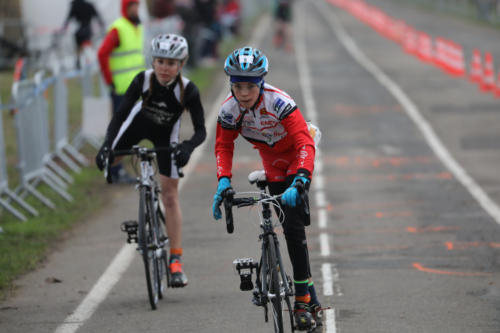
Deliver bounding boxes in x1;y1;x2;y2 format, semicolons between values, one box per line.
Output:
284;275;294;331
267;234;284;333
138;187;159;310
155;201;169;299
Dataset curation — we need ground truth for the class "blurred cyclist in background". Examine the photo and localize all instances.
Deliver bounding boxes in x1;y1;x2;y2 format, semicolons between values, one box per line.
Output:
97;0;145;184
273;0;293;52
62;0;105;69
194;0;222;65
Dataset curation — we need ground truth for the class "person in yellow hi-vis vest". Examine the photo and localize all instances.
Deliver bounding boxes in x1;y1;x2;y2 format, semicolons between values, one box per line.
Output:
98;0;145;183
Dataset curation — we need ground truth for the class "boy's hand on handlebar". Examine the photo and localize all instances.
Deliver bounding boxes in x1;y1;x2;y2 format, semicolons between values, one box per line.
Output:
281;175;309;207
212;177;232;220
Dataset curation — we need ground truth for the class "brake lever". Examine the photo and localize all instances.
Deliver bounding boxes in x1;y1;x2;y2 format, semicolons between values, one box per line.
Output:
103;147;113;184
222;188;235;234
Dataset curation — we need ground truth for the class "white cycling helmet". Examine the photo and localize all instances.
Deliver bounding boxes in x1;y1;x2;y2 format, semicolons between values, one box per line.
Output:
151;34;189;61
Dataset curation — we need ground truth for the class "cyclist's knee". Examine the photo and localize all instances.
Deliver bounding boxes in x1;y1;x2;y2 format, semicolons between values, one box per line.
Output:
161;190;179;209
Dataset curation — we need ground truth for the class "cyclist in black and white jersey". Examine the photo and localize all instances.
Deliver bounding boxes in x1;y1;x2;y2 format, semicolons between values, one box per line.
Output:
96;34;207;287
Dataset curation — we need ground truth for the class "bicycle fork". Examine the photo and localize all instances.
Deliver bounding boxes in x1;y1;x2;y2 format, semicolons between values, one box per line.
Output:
233;233;293;319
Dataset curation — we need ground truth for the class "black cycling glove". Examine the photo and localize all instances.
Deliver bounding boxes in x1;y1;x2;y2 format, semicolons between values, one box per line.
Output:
95;143;112;171
173;141;194;168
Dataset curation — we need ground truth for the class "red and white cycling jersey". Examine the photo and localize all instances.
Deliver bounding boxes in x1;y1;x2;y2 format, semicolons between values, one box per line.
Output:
215;82;315;181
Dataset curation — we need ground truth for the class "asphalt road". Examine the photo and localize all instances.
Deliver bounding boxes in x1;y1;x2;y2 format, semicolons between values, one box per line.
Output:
1;0;499;332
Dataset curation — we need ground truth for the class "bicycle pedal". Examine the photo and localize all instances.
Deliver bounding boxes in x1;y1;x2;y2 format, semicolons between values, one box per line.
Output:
233;258;258;291
307;321;318;333
120;220;138;243
294;316;316;332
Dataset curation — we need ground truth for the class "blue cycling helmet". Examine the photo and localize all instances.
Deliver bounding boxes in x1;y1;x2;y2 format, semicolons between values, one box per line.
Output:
224;47;269;78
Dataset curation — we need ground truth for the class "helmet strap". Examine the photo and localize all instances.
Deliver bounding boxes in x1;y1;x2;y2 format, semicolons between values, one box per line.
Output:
251;85;264;110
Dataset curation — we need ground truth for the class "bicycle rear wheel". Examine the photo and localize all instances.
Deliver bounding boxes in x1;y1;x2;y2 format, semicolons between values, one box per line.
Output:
266;234;284;333
138;187;159;310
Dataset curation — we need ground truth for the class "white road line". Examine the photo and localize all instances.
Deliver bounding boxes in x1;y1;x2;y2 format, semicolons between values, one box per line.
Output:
319;209;328;230
321;263;334;296
325;309;337;333
320;233;331;257
314;0;500;226
53;15;271;333
316;190;329;230
322;262;338;333
294;4;337;333
54;245;135;333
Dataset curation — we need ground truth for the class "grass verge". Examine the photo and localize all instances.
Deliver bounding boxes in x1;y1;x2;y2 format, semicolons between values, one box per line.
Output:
0;166;105;297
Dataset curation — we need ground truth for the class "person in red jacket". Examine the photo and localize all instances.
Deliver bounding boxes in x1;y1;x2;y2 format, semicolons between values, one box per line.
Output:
212;47;322;331
97;0;144;183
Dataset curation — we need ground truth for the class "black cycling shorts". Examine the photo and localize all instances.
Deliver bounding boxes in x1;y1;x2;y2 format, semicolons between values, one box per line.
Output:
75;25;92;47
112;113;182;178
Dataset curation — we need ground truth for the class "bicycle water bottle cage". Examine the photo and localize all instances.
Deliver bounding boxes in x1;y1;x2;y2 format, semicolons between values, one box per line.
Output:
248;170;267;188
233;258;258;291
120;220;138;243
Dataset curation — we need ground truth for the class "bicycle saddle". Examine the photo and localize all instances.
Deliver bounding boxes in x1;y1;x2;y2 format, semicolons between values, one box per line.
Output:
248;170;266;185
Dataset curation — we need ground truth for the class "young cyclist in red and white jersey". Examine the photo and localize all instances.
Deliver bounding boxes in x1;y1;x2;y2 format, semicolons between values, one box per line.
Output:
212;46;322;331
96;34;207;287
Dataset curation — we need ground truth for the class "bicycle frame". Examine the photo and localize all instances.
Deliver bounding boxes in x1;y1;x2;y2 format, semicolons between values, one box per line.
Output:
254;182;294;330
223;173;295;332
108;145;171;310
136;150;164;259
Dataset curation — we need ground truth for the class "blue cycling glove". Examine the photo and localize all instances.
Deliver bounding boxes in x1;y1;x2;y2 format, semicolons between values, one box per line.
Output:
281;175;310;207
212;177;231;220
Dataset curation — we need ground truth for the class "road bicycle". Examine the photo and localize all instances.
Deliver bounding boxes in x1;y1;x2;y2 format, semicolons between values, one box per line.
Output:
220;170;310;332
104;144;182;310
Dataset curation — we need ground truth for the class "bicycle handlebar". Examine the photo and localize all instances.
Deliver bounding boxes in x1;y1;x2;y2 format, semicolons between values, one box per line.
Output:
220;181;310;234
222;188;267;234
111;145;174;157
102;145;184;184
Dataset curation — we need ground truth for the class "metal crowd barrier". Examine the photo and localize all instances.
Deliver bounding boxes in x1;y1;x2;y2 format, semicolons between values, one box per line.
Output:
12;76;72;207
1;62;105;220
53;70;88;172
0;98;38;221
72;64;110;150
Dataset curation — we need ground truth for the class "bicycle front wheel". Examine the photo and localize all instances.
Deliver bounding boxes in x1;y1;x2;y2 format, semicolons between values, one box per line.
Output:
138;187;159;310
266;234;284;333
155;200;169;299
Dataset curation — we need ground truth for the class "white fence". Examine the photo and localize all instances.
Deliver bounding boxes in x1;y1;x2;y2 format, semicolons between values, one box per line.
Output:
0;64;107;221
